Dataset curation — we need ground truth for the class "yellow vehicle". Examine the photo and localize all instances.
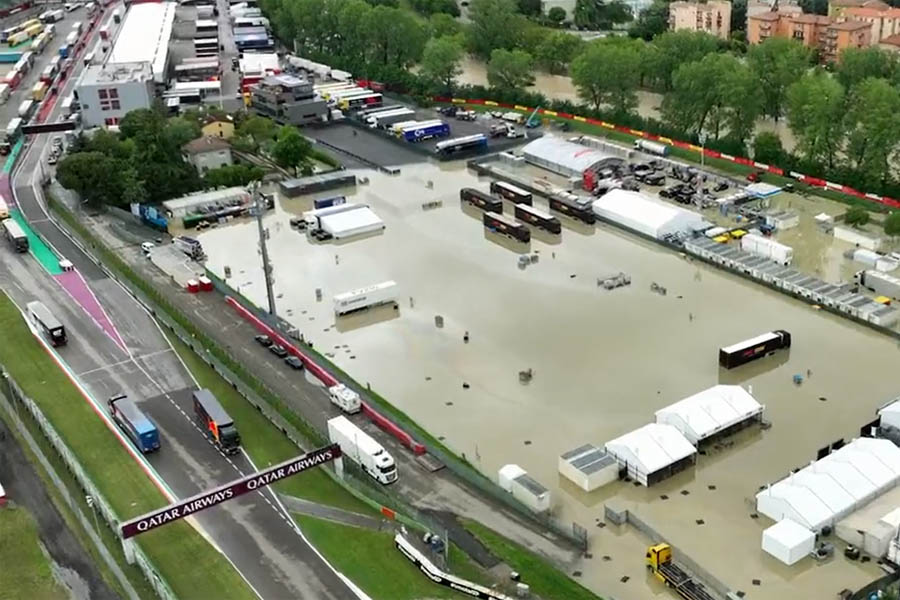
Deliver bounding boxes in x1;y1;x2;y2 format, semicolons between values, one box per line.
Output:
875;296;891;305
31;81;47;102
646;544;716;600
712;235;729;244
729;228;748;239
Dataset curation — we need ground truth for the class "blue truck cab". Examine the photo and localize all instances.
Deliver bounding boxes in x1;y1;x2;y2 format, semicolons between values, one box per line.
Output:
108;394;160;453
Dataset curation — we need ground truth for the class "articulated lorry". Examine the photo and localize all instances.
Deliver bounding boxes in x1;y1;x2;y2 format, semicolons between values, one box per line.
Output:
193;389;240;455
327;416;397;484
108;394;160;453
646;544;716;600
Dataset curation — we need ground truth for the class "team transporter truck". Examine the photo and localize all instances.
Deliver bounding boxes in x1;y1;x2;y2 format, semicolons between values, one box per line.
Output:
646;544;717;600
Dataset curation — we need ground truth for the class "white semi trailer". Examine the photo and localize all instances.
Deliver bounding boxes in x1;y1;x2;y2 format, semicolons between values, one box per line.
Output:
332;280;397;316
327;416;397;484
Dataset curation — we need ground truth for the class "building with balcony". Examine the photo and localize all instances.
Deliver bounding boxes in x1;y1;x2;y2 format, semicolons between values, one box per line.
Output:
249;74;328;126
828;0;889;18
748;9;873;60
838;5;900;43
823;19;872;60
668;0;732;39
747;0;801;29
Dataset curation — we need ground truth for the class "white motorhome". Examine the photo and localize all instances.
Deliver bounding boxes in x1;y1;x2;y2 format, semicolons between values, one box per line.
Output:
327;416;397;484
328;384;361;414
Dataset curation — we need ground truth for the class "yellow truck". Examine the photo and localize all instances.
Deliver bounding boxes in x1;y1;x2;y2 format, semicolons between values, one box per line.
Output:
646;544;717;600
31;80;47;101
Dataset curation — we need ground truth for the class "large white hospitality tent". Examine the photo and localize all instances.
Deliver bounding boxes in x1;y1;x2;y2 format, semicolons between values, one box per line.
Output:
591;189;708;240
756;437;900;532
605;423;696;486
655;385;763;446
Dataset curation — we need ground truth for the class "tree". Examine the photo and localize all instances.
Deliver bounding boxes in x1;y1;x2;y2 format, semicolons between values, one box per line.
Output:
845;206;870;227
467;0;521;58
571;39;642;114
730;0;747;33
752;131;786;165
366;6;427;67
798;0;828;14
843;77;900;188
628;0;670;41
272;127;312;171
204;164;266;188
785;70;846;168
166;116;202;149
535;31;584;74
547;6;567;23
517;0;541;15
429;12;463;38
576;0;632;29
748;38;812;120
237;115;277;150
644;30;720;91
486;48;535;92
836;47;898;90
884;212;900;237
420;36;465;93
56;152;126;207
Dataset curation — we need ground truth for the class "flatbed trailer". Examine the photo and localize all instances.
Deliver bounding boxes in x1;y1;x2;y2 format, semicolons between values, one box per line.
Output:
647;544;717;600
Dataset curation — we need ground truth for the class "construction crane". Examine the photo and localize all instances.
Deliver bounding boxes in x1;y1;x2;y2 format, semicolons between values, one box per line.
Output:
525;106;541;129
646;544;717;600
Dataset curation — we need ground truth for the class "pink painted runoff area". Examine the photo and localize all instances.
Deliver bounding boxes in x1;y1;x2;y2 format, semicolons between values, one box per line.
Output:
224;296;427;455
55;270;127;351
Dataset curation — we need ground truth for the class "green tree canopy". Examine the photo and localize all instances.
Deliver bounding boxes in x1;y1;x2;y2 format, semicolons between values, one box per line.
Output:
628;0;669;40
429;12;463;38
467;0;522;58
571;39;642;114
547;6;567;22
786;70;846;168
748;37;812;120
843;77;900;188
204;164;265;188
575;0;632;30
535;31;584;74
752;131;786;165
367;6;428;66
836;47;898;90
845;206;870;227
272;127;312;171
884;212;900;237
420;36;465;93
644;30;720;91
486;48;535;92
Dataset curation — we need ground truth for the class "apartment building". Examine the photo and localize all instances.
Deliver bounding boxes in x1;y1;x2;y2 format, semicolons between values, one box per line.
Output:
838;5;900;43
668;0;732;39
822;19;872;59
748;9;873;60
828;0;889;18
746;0;801;29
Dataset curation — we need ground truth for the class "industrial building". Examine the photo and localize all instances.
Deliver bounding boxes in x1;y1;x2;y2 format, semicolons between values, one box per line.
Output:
655;385;763;446
605;423;697;486
755;437;900;532
162;187;251;218
591;189;709;241
279;172;357;197
520;136;624;181
558;444;619;492
75;2;176;128
250;74;329;125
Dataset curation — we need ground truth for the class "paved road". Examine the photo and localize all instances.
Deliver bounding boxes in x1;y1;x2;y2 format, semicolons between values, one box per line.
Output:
2;10;360;600
0;412;118;600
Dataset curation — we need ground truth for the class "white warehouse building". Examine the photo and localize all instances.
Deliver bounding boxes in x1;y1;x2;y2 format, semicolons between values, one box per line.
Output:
591;189;709;240
655;385;764;446
756;437;900;532
605;423;697;486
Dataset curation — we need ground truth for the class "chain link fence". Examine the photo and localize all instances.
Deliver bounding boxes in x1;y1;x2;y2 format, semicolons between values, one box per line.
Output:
0;368;178;600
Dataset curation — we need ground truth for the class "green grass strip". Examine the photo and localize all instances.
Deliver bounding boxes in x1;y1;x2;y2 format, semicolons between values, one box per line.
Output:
0;291;257;600
464;520;602;600
0;505;67;600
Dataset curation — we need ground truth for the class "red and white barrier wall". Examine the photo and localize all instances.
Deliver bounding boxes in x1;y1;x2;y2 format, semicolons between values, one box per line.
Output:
435;96;900;211
224;297;426;455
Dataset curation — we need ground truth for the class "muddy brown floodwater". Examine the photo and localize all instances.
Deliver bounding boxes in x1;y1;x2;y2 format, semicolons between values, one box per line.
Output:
200;161;899;600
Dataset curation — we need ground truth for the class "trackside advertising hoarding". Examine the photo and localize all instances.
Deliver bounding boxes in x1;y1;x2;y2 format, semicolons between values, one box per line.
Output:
120;444;341;539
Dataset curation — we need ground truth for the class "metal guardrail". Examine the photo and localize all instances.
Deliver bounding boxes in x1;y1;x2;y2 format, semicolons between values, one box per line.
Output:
0;366;177;600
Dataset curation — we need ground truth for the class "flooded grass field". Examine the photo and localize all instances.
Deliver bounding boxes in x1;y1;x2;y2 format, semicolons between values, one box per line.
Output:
199;160;899;599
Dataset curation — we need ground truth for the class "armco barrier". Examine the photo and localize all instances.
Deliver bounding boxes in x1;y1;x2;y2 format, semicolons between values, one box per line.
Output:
224;296;427;455
436;96;900;210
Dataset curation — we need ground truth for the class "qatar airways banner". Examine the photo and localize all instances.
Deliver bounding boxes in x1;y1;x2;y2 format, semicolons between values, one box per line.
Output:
120;444;341;539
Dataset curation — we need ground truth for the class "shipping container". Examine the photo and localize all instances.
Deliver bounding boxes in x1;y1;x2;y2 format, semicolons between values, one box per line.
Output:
741;233;793;266
490;180;532;205
549;195;595;224
719;330;791;369
514;203;561;234
460;187;502;213
483;211;530;243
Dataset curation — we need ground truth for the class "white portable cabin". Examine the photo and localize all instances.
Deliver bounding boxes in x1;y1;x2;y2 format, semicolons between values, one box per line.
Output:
558;444;618;492
498;464;551;514
762;519;815;565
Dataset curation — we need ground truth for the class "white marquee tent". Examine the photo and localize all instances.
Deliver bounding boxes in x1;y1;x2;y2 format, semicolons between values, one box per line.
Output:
605;423;696;486
591;189;708;240
756;437;900;531
655;385;763;445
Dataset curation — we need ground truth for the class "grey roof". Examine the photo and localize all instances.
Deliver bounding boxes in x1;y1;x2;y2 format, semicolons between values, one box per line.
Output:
513;473;548;496
562;444;616;475
522;135;616;176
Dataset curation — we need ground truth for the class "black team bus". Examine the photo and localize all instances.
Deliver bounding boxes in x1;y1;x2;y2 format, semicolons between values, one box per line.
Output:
718;330;791;369
460;188;502;213
483;211;530;243
548;194;595;225
490;181;533;205
514;203;561;234
27;300;67;346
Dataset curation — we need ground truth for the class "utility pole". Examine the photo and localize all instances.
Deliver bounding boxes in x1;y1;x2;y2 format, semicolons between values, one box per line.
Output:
252;182;277;318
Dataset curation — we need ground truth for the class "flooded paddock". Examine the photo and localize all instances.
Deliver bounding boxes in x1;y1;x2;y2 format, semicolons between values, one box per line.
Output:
199;161;899;600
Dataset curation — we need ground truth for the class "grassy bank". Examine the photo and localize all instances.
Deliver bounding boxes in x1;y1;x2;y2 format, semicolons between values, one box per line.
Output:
0;506;66;599
293;514;490;600
449;102;888;213
164;332;377;516
465;520;601;600
0;292;256;600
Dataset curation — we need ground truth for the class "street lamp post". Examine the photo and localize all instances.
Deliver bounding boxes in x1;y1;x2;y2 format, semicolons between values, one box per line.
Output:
252;182;278;318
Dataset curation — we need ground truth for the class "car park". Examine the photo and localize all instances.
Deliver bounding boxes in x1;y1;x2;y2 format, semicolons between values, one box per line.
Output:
254;334;272;347
269;344;288;358
284;356;304;370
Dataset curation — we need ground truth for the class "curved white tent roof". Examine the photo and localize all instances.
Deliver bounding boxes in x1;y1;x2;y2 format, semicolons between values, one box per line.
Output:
756;437;900;531
591;189;707;240
655;384;762;445
605;423;696;485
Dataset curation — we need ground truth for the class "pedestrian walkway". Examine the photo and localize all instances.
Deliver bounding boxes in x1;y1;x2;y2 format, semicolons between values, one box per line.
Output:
279;494;385;531
10;209;62;274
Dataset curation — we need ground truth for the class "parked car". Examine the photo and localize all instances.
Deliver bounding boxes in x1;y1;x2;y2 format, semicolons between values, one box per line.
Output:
254;334;272;347
284;356;304;370
438;105;458;116
455;110;476;121
140;241;155;254
641;172;666;186
269;344;288;358
713;181;729;192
